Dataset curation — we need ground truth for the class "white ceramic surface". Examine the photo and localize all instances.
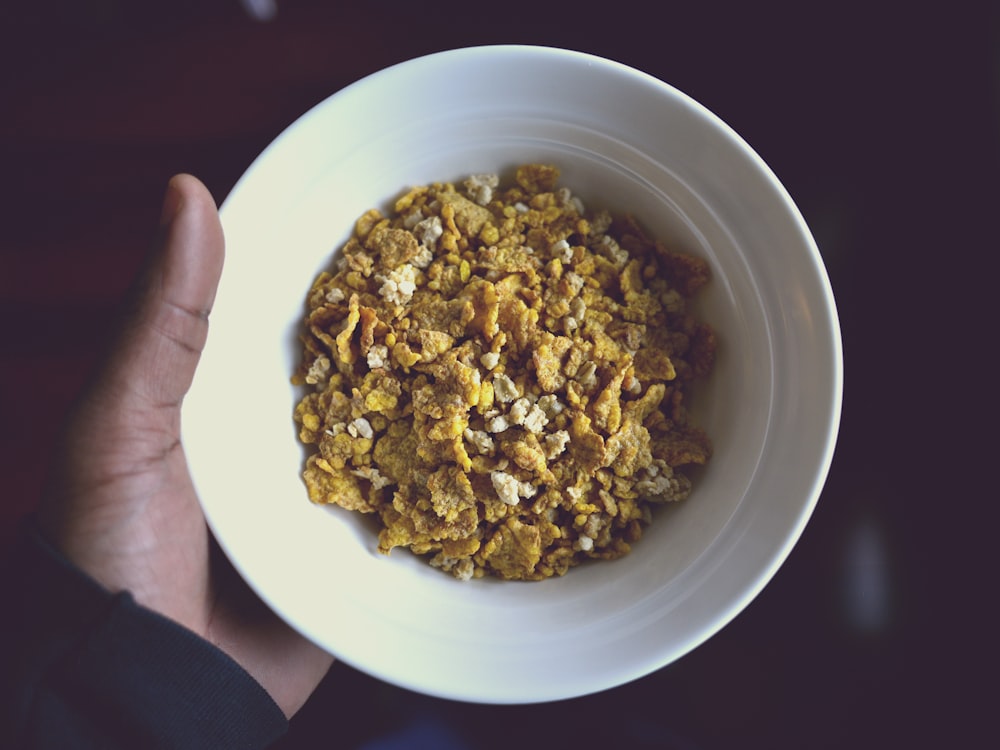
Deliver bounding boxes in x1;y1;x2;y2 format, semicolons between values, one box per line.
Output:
183;45;842;704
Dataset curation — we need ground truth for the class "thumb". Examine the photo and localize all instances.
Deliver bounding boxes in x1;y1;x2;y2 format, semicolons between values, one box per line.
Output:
37;174;224;560
99;174;225;412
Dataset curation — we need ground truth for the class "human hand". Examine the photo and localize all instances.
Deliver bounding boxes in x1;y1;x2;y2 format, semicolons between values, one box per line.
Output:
36;174;333;718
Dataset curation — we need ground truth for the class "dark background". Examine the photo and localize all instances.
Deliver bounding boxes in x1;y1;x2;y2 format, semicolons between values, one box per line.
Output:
2;2;995;748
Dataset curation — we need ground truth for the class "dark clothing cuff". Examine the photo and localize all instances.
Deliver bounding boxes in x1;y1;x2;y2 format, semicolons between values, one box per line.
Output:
1;521;288;749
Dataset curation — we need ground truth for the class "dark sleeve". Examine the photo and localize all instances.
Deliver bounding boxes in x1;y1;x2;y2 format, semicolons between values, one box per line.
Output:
0;521;288;749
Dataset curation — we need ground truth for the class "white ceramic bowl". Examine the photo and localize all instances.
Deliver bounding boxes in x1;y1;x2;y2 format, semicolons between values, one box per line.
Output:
183;45;842;704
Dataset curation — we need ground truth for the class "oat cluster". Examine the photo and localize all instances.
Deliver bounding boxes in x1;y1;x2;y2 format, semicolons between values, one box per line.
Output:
292;164;715;581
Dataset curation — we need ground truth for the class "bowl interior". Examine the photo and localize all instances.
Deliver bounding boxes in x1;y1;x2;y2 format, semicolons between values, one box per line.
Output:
183;45;841;703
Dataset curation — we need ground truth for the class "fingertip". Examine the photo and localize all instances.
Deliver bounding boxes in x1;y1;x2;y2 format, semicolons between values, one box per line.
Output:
160;174;226;316
159;176;185;228
167;173;214;206
162;174;223;244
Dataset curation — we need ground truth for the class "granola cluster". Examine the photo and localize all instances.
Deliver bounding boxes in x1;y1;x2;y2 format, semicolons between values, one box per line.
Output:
292;164;715;581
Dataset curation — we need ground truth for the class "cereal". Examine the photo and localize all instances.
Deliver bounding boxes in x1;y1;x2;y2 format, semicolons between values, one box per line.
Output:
293;164;714;581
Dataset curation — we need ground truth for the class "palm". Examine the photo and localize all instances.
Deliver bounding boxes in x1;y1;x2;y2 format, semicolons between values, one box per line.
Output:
45;399;212;633
37;175;331;717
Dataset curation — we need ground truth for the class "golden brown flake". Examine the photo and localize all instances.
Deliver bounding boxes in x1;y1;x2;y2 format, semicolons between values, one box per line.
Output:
292;165;715;580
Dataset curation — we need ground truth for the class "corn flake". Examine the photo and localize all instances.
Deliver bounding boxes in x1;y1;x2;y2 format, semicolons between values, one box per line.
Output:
292;165;715;581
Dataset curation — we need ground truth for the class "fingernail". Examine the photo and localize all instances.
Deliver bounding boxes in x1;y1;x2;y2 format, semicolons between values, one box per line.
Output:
159;177;184;227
